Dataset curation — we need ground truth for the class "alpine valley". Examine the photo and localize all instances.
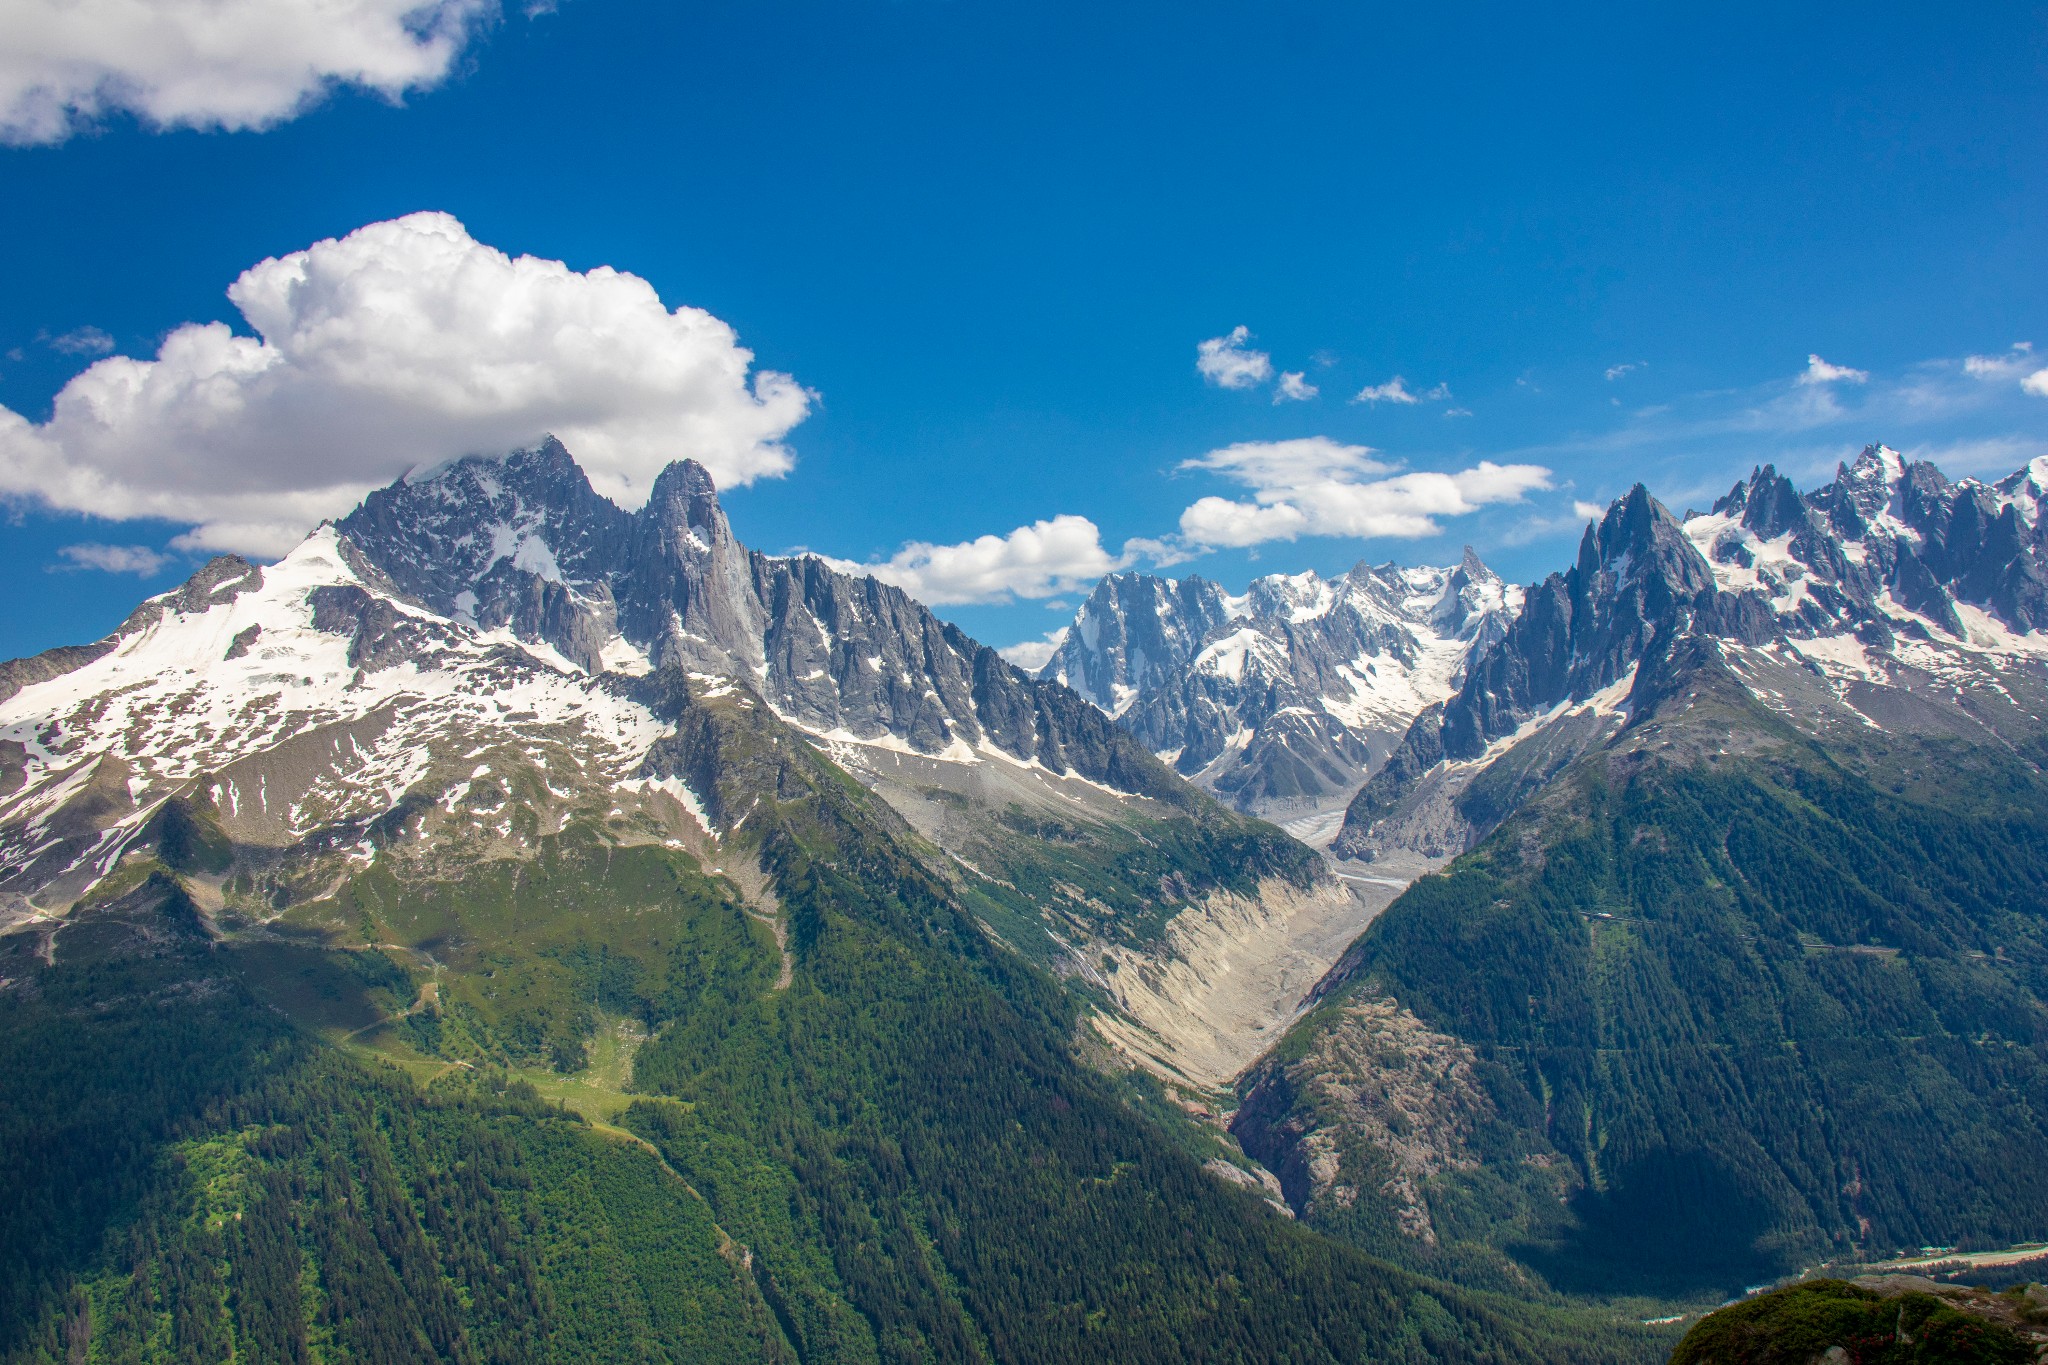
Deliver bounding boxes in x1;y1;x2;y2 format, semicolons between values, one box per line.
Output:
3;437;2047;1363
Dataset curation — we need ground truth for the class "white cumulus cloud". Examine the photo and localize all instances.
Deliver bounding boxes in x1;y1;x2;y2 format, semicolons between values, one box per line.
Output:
2026;370;2048;398
52;542;173;575
1353;375;1450;405
1196;326;1273;390
998;627;1069;673
1272;371;1317;403
1;0;492;144
0;211;811;555
1177;436;1551;548
821;515;1134;607
1800;354;1869;385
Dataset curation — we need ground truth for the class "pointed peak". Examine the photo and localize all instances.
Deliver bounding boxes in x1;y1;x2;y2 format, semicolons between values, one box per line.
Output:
1578;484;1690;582
1842;442;1906;486
1607;483;1671;535
505;433;578;474
1819;442;1916;527
1735;465;1812;540
396;436;594;505
1443;545;1498;591
1710;468;1763;518
641;458;731;558
648;458;721;502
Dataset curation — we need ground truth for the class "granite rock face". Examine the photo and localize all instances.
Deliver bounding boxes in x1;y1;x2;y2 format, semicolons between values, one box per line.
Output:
332;438;1185;800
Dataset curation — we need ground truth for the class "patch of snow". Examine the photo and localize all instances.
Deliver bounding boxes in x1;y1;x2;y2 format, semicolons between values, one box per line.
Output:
1999;456;2048;527
600;636;653;676
617;775;715;835
511;534;564;584
802;722;983;766
1193;627;1282;684
1577;666;1637;719
473;628;581;675
1789;633;1886;684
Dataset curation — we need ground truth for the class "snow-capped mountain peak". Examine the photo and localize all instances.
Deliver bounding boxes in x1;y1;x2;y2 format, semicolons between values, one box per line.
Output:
1039;549;1519;821
1996;456;2048;529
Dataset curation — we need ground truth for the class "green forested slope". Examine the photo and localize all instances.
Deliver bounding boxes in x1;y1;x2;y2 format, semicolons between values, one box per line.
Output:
0;877;785;1364
1240;688;2048;1300
0;682;1661;1363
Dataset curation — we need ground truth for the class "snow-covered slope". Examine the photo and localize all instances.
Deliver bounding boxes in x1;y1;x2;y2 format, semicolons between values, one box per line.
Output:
0;526;679;925
1040;551;1518;827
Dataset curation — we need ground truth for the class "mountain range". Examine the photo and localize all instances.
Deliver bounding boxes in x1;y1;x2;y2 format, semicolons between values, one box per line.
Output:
2;437;2046;1357
1;439;1648;1362
1036;550;1517;834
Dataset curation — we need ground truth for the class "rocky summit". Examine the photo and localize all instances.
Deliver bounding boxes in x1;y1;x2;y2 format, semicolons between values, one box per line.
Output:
337;437;1167;777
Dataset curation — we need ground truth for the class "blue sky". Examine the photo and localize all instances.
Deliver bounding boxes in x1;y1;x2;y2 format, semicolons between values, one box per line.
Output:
3;1;2045;663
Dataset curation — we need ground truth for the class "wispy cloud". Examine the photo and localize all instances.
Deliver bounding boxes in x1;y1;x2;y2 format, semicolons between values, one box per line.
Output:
1195;326;1273;390
1493;506;1599;547
51;542;172;575
1603;362;1642;382
1353;375;1450;406
1967;342;2048;398
1273;371;1318;403
1799;353;1869;386
1963;342;2034;381
41;326;113;356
